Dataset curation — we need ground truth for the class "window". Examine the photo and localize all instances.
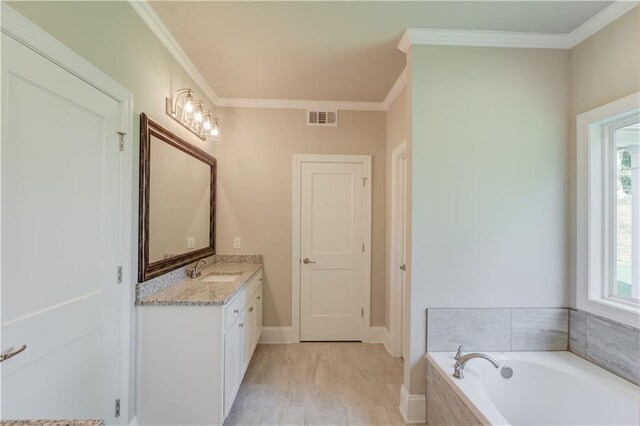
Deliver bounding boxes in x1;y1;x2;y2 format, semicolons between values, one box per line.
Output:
577;93;640;327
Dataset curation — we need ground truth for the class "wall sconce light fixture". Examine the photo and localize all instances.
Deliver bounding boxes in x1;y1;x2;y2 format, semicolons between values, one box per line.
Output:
166;88;222;143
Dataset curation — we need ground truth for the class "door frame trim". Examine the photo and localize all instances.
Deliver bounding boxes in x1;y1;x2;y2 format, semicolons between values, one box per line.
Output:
390;141;408;358
292;154;372;343
2;5;135;422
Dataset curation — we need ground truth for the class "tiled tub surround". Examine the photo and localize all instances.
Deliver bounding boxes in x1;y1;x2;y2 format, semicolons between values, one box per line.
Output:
426;307;639;385
136;254;263;304
568;309;640;385
426;308;569;352
426;351;639;426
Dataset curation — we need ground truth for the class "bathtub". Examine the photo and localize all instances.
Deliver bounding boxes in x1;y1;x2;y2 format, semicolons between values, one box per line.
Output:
427;351;640;425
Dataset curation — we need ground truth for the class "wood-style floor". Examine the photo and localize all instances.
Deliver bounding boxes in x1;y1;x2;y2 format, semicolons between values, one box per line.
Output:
224;343;406;426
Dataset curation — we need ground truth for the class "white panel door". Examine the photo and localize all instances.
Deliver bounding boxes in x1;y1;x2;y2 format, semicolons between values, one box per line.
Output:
1;34;122;422
300;162;364;341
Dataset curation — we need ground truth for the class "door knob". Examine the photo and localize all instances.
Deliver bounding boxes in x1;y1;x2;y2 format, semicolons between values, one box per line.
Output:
400;264;406;271
0;344;27;363
303;258;316;264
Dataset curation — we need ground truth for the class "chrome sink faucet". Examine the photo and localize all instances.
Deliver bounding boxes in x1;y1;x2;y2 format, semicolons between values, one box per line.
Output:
453;353;500;379
189;259;208;279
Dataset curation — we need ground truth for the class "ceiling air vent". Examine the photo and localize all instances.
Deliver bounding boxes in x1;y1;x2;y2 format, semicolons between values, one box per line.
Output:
307;110;338;127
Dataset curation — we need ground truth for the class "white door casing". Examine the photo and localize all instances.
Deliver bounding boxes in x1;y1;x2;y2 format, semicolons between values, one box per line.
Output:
390;141;408;358
293;155;372;342
1;29;129;422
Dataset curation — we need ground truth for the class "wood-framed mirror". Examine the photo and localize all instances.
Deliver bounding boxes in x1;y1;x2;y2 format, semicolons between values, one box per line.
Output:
138;113;216;282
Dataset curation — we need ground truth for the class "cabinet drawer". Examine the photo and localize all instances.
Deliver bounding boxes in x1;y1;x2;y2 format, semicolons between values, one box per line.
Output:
224;270;262;331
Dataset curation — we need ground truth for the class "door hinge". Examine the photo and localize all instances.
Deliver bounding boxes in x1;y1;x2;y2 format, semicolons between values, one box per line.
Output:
362;243;365;253
117;131;126;152
117;266;123;284
361;308;364;318
115;399;120;418
363;177;367;187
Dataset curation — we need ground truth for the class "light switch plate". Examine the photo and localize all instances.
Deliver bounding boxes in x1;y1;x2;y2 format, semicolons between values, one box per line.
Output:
187;237;195;249
233;237;241;249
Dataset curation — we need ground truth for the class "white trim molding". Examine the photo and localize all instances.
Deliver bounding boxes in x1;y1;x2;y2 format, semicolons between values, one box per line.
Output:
1;4;136;423
217;97;385;112
399;385;426;424
566;0;639;48
259;327;297;344
398;28;569;51
128;0;218;105
576;92;640;329
383;68;407;111
398;1;639;52
368;326;392;354
292;154;373;344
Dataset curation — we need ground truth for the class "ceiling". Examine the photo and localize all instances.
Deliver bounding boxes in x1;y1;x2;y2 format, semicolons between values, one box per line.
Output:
150;1;613;102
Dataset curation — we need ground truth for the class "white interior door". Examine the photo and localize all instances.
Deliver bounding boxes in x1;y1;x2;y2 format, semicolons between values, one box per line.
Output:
1;34;122;422
300;161;365;341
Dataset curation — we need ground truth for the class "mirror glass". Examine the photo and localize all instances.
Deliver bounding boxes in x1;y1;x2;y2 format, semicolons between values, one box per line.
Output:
148;135;211;263
139;113;216;282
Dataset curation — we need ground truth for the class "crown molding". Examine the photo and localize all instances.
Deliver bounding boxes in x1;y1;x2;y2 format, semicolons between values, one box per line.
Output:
128;0;218;105
217;97;385;112
398;1;638;52
383;68;407;110
398;28;569;51
565;1;638;48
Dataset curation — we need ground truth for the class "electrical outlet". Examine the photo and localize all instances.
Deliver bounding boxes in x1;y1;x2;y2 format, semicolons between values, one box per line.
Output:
187;237;195;249
233;237;241;249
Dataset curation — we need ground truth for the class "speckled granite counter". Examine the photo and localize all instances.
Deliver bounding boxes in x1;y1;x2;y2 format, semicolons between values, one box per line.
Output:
136;258;262;306
0;421;103;426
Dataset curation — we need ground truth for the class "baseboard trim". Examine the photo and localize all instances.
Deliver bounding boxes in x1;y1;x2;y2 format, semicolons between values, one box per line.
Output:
259;326;297;344
368;326;393;355
399;384;426;424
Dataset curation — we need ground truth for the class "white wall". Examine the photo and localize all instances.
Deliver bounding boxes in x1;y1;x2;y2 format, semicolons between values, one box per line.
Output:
406;45;571;395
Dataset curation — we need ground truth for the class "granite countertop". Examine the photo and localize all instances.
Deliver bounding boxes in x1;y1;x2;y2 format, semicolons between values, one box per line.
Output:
137;261;262;306
0;421;103;426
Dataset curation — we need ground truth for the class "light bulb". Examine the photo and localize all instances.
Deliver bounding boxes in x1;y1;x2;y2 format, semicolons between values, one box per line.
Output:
194;102;204;123
211;122;220;137
184;91;193;113
203;114;212;130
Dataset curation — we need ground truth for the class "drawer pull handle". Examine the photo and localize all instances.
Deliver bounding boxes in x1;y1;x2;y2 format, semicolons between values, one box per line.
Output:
0;345;27;363
249;307;254;312
239;323;244;328
233;309;239;314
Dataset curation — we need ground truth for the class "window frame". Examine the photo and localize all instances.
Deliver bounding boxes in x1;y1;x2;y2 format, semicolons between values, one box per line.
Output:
576;92;640;328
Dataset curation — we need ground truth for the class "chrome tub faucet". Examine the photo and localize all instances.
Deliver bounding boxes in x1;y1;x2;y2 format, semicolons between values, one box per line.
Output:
453;353;500;379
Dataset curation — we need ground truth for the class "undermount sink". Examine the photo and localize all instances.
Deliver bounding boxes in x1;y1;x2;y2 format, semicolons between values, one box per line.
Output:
200;273;241;283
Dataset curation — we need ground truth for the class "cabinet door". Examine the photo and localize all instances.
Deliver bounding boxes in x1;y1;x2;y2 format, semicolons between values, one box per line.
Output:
223;321;240;417
253;286;263;349
240;308;252;375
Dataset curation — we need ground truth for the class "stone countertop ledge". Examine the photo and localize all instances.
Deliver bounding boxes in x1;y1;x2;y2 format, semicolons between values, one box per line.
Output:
136;261;262;306
0;421;103;426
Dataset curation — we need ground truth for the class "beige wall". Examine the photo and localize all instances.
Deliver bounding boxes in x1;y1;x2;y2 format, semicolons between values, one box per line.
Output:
213;107;387;327
406;45;571;394
568;7;640;306
385;85;409;330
